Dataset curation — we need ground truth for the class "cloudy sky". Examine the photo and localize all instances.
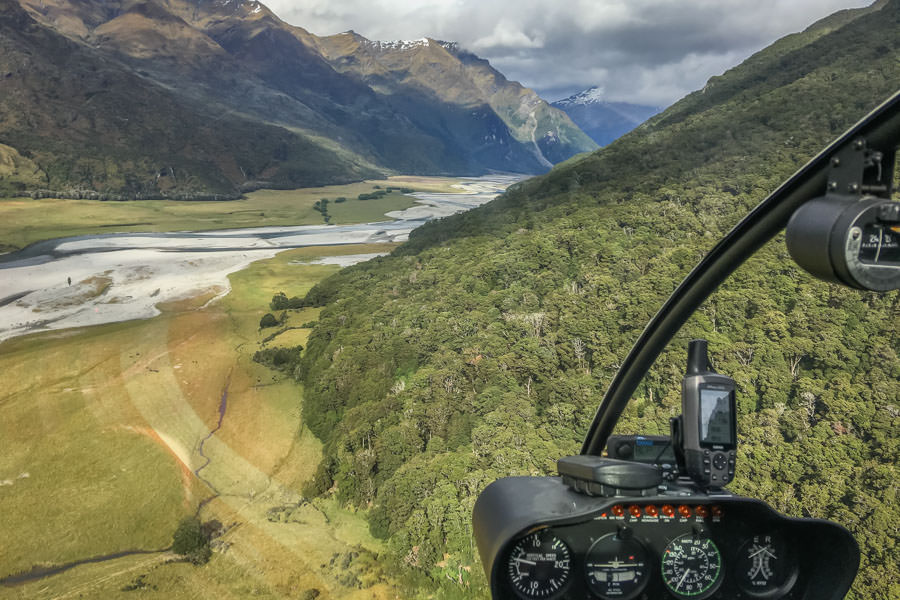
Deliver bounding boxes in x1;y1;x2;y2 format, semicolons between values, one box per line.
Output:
264;0;873;107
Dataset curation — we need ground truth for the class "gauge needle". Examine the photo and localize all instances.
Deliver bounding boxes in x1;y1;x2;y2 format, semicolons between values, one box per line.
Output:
677;568;692;590
513;558;537;565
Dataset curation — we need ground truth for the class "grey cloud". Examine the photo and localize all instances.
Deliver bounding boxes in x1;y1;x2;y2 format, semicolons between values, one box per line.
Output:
266;0;873;105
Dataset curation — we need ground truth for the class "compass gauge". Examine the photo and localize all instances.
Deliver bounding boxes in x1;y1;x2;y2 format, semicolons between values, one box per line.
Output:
735;533;799;598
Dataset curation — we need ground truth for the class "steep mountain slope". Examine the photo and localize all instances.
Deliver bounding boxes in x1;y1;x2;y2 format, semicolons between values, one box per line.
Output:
293;1;900;597
7;0;595;196
552;87;661;146
313;32;597;171
0;0;375;197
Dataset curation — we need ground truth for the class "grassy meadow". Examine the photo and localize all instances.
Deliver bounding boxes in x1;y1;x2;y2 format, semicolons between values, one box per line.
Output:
0;244;400;599
0;175;467;253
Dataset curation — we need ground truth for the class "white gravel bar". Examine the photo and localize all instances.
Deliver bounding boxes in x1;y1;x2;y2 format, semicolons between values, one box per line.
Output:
0;175;521;342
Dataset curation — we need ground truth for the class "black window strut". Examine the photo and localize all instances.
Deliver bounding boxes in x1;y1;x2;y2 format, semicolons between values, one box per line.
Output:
581;89;900;456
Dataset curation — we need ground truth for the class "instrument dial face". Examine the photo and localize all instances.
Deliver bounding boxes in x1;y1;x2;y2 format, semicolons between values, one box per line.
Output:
858;223;900;265
735;533;799;598
506;529;572;599
661;533;723;599
584;532;651;600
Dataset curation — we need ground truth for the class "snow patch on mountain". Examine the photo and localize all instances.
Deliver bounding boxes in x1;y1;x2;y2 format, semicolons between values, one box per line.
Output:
365;38;431;51
554;86;607;107
219;0;263;15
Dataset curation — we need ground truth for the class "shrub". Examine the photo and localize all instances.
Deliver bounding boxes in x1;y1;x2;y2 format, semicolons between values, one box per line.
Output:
259;313;279;328
172;516;211;565
253;345;304;372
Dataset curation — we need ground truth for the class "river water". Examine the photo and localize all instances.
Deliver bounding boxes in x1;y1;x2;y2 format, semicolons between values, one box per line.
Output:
0;175;522;342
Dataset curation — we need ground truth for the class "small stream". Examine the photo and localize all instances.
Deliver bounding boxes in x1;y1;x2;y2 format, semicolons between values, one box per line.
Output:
194;376;230;511
0;548;169;587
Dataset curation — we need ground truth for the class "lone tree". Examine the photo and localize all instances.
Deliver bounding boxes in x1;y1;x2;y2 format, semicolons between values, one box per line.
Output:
259;313;279;328
172;516;211;565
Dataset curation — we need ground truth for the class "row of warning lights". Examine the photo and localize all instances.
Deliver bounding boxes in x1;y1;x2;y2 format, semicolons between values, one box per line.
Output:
600;504;724;519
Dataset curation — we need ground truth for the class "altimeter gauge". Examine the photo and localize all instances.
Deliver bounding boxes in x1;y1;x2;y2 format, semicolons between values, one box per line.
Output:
734;533;799;598
506;529;572;599
661;533;723;599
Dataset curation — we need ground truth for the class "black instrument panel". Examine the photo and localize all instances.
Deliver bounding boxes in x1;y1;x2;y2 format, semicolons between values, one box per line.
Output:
475;479;859;600
501;500;801;600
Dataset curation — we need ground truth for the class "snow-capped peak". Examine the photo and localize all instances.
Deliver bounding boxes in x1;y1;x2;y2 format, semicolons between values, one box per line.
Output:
555;86;607;107
218;0;263;14
365;37;431;51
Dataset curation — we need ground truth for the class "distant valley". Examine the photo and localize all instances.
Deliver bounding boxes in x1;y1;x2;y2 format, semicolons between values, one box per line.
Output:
0;0;596;198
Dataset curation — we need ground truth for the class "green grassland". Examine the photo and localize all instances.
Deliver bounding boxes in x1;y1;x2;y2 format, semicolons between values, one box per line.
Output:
0;244;400;599
0;175;476;252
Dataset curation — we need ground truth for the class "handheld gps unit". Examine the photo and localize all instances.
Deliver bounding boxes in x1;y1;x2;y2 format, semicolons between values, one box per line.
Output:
673;339;736;489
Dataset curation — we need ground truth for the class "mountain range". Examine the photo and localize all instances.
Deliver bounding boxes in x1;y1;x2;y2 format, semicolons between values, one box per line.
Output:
551;87;662;146
0;0;596;198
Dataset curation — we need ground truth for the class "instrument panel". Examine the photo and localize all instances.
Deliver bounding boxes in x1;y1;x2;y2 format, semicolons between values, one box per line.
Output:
502;500;798;600
474;479;859;600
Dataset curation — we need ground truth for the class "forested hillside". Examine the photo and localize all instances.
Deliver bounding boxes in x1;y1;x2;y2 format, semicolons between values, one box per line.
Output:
292;2;899;598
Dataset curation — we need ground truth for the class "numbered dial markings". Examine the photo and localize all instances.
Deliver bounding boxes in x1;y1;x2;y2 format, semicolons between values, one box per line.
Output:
661;534;724;599
735;533;798;598
585;533;651;600
507;530;572;599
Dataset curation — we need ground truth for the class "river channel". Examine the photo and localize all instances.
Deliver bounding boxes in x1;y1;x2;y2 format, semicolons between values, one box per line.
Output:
0;175;521;342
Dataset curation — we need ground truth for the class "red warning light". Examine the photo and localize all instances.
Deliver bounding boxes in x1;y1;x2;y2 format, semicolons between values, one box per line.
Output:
711;505;724;518
678;505;693;518
611;505;625;517
694;505;709;518
644;504;659;517
661;504;676;518
629;505;642;518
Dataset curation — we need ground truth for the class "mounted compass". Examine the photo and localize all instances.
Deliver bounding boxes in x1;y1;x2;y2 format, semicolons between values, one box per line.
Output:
734;533;799;598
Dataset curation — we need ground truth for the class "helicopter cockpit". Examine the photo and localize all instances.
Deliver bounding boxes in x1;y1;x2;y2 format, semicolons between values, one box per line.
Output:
473;91;900;600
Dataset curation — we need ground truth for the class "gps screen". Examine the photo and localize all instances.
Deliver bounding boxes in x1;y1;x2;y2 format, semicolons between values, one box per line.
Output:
699;388;734;445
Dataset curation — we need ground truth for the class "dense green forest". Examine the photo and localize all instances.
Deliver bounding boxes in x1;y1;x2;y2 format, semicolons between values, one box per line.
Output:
287;2;899;598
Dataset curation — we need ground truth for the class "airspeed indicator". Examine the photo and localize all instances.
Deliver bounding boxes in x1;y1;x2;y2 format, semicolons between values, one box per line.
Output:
661;533;723;599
